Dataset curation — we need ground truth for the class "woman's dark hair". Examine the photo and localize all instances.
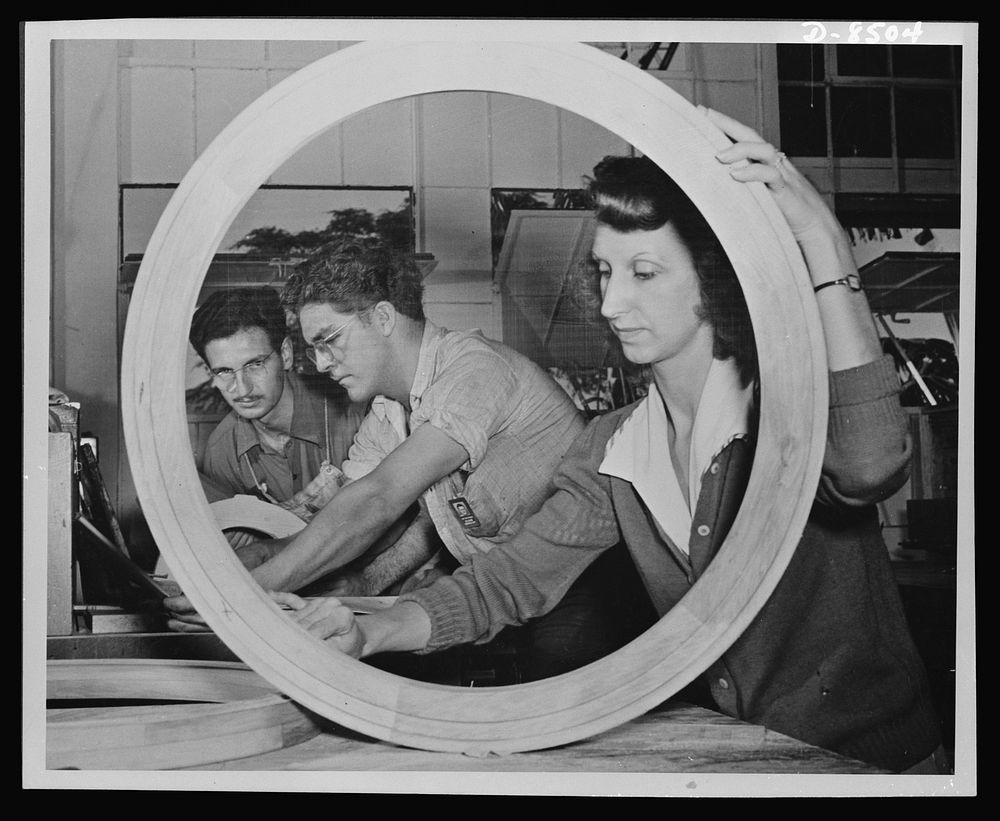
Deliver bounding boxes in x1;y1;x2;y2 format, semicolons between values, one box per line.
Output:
582;155;758;386
189;287;288;363
282;237;425;323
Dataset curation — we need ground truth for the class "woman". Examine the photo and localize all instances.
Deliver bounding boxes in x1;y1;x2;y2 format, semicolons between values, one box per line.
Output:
272;109;944;773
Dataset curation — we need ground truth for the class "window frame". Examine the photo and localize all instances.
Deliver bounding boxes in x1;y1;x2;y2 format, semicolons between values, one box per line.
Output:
776;44;961;174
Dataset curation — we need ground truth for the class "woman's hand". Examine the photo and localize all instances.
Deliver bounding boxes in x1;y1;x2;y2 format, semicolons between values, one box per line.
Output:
701;106;883;369
270;591;366;658
701;107;845;250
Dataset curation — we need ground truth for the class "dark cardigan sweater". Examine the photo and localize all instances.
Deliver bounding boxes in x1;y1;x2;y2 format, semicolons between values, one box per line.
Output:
402;355;942;772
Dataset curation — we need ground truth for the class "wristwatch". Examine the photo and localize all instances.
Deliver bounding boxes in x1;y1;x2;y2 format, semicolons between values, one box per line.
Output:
813;273;863;293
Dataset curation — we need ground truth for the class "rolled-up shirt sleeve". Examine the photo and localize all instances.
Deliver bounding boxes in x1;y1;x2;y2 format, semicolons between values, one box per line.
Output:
340;405;405;483
408;348;517;471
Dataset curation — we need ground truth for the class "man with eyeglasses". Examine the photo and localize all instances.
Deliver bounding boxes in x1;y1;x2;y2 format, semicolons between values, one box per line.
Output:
189;287;367;528
167;242;656;682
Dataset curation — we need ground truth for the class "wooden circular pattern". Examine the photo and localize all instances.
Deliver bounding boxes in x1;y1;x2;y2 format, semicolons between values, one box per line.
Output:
47;659;322;770
155;496;304;578
210;495;307;538
121;41;827;754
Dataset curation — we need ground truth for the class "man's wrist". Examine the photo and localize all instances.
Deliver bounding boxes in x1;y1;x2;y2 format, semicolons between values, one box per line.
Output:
358;600;431;657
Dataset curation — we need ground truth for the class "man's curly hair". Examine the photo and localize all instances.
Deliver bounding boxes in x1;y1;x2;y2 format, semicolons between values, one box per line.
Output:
282;237;425;322
189;286;288;363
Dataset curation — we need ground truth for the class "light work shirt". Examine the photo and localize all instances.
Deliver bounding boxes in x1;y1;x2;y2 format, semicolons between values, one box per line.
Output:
342;322;585;563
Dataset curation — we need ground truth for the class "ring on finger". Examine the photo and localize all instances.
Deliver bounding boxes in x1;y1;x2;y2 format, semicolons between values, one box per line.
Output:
774;151;787;170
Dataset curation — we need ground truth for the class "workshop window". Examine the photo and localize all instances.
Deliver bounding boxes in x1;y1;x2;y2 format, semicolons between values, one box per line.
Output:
491;188;662;414
119;184;418;421
777;44;961;160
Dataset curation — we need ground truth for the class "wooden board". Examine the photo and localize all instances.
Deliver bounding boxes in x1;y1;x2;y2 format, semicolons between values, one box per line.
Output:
120;40;826;755
47;659;322;770
47;433;75;636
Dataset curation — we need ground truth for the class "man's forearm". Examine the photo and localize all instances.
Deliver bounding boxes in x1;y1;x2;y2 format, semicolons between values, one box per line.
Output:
251;423;471;595
250;478;408;592
356;509;440;595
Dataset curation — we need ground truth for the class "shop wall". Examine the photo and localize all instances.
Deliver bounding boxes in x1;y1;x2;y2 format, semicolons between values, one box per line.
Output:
50;38;776;520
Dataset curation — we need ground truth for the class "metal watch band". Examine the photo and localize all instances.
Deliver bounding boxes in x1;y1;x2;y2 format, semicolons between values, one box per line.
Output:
813;276;860;293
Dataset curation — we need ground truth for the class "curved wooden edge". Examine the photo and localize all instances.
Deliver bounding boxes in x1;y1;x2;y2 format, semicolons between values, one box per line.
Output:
155;495;306;577
46;659;322;770
211;495;307;538
46;659;281;701
120;40;827;754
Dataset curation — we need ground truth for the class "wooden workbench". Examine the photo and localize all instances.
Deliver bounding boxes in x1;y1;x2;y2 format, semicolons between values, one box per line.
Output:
184;699;886;775
45;635;888;776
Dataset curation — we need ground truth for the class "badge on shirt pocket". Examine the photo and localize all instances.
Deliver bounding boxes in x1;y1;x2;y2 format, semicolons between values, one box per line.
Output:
447;496;481;529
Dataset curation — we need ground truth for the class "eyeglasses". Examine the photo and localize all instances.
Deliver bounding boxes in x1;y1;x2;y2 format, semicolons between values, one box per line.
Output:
208;350;278;391
305;315;358;365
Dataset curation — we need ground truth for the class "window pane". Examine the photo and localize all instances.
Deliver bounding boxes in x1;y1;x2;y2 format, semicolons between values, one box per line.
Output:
892;45;959;79
895;88;957;158
779;86;828;156
831;87;892;157
836;45;889;76
776;44;824;80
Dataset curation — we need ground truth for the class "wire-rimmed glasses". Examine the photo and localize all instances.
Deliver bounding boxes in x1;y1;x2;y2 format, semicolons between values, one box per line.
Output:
208;350;278;391
305;314;359;366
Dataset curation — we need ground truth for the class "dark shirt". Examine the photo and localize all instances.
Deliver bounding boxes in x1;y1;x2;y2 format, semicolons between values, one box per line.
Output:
201;371;366;502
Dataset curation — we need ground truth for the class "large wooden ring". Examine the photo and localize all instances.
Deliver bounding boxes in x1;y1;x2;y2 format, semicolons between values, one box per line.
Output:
121;41;826;754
